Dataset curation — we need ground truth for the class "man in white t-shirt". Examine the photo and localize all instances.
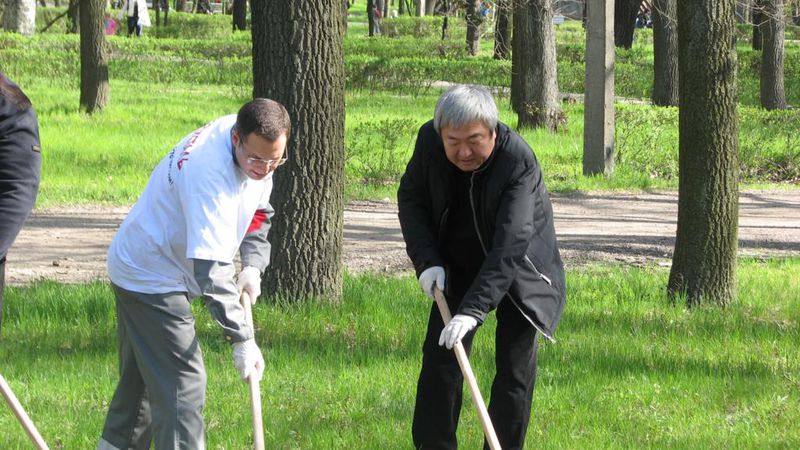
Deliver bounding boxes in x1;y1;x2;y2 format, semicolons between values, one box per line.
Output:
97;98;290;450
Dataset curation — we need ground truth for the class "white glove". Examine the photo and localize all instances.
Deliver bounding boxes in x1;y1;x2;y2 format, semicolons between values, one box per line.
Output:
418;266;445;300
232;339;265;382
439;314;478;349
237;266;261;304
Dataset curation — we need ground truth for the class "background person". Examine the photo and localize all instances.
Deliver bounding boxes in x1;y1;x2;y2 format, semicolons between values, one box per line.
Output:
398;84;566;450
118;0;150;36
0;71;41;336
97;98;290;450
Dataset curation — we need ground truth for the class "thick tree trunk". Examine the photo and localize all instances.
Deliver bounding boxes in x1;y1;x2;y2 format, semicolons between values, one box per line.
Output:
2;0;37;35
752;0;764;50
759;0;786;109
232;0;247;30
465;0;480;56
669;0;739;307
493;0;511;59
511;0;563;130
176;0;187;12
615;0;640;49
79;0;109;114
425;0;436;15
68;0;79;33
252;0;346;301
399;0;405;15
416;0;424;16
652;0;678;106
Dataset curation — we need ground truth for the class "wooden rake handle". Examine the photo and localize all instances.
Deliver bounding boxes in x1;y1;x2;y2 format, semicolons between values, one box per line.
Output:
0;374;49;450
240;291;265;450
433;288;502;450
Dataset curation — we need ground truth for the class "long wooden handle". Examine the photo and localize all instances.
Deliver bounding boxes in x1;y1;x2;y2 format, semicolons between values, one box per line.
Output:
240;292;265;450
433;288;502;450
0;374;50;450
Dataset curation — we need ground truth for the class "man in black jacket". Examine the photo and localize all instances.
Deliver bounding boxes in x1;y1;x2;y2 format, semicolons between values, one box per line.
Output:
0;72;42;336
398;85;565;450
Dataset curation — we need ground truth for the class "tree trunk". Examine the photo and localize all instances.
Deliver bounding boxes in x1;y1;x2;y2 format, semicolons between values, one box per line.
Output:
163;0;169;26
79;0;109;114
736;0;752;22
232;0;246;30
68;0;79;33
652;0;678;106
252;0;346;302
752;0;764;50
441;1;449;40
511;0;563;130
176;0;187;12
759;0;786;109
367;0;376;36
2;0;37;35
465;0;480;56
794;1;800;25
493;0;511;59
155;0;161;27
669;0;739;307
417;0;424;16
399;0;405;15
614;0;640;49
425;0;435;15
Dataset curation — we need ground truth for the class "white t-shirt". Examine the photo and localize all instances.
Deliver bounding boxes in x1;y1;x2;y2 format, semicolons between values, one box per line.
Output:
108;115;273;297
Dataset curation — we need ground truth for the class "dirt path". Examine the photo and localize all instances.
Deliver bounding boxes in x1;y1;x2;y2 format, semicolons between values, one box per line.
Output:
6;190;799;285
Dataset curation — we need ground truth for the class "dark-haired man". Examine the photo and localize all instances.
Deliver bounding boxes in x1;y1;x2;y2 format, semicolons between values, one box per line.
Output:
98;98;290;450
0;71;41;336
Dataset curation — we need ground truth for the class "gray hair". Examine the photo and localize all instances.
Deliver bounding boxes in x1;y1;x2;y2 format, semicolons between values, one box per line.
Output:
433;85;498;134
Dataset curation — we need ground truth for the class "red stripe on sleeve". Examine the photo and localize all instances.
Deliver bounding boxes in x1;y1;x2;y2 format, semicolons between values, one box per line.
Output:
247;210;267;234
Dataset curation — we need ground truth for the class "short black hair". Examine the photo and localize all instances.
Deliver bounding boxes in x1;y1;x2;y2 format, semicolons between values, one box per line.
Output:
236;98;291;142
0;71;32;110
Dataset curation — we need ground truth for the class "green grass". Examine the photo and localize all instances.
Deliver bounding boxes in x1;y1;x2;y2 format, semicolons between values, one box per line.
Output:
1;259;799;448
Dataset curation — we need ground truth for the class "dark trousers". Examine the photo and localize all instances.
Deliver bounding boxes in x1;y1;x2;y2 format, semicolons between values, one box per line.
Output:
412;293;539;450
127;16;141;36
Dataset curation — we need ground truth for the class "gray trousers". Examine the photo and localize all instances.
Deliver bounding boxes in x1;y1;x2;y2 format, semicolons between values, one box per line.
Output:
99;284;206;450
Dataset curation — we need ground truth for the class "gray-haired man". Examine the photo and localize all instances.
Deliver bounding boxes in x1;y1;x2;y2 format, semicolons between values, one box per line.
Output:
398;85;566;449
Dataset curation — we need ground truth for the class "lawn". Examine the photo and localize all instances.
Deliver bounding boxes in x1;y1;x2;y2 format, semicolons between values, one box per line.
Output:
2;260;799;448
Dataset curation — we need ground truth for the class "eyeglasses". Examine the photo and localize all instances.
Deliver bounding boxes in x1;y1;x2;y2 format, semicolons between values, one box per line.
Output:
246;156;287;170
235;138;287;171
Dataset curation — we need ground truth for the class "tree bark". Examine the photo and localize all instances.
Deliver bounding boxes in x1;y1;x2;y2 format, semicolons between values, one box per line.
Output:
367;0;376;36
511;0;563;130
465;0;480;56
669;0;739;307
232;0;247;30
614;0;640;49
759;0;786;109
2;0;37;35
79;0;109;114
493;0;511;59
425;0;436;15
68;0;80;33
652;0;678;106
252;0;346;302
752;0;764;50
794;1;800;25
176;0;187;12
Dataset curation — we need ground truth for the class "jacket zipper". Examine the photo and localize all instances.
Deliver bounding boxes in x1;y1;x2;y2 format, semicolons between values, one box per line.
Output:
469;172;555;343
524;255;552;286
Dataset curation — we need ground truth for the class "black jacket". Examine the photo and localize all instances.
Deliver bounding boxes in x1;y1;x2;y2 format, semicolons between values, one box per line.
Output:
0;75;41;260
398;120;565;341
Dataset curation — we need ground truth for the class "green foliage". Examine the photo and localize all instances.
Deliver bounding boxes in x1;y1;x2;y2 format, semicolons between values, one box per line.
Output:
739;107;800;183
2;261;800;447
346;118;417;185
381;16;447;38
